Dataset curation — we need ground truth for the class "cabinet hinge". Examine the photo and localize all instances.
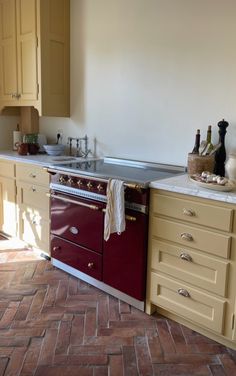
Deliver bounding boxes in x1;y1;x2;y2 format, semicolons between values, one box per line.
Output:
37;83;39;95
36;37;39;48
232;314;235;330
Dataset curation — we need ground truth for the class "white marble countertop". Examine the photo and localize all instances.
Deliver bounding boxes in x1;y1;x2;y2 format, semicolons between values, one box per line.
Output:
150;173;236;204
0;150;94;167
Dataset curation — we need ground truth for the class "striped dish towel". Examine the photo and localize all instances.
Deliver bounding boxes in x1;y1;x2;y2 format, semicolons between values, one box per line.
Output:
104;179;126;241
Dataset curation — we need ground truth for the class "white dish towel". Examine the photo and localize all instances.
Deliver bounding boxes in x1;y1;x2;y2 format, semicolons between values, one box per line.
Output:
104;179;126;241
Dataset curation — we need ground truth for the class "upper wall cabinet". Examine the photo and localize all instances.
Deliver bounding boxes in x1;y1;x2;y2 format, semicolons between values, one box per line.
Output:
0;0;70;116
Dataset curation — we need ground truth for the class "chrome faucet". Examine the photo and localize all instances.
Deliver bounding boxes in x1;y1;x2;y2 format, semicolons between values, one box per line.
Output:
67;135;92;158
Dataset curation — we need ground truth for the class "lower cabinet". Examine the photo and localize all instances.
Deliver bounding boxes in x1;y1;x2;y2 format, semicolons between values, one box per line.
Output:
146;189;236;350
16;163;50;254
0;175;17;236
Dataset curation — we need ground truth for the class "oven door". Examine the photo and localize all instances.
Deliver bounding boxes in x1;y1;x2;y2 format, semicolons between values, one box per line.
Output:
50;191;105;253
103;209;148;301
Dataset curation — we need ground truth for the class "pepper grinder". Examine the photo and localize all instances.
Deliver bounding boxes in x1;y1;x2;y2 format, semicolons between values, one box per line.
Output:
213;118;229;177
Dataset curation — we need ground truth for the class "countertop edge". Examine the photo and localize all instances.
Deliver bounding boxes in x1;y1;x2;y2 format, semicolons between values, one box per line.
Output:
150;174;236;204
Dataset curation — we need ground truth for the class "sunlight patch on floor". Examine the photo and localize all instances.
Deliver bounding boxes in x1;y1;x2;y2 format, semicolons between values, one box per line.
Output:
0;237;44;263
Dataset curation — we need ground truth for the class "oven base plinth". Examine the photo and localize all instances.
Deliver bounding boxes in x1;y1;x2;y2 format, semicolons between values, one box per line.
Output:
52;258;145;311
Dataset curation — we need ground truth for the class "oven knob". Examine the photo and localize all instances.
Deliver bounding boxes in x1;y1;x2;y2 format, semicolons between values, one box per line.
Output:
59;175;67;183
97;184;104;192
68;177;75;185
77;179;83;188
87;181;93;190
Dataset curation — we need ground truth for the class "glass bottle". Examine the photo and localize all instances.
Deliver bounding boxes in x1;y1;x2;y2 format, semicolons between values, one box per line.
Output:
191;129;200;154
205;125;213;154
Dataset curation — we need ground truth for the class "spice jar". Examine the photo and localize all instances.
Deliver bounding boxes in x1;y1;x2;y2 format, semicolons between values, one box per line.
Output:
225;154;236;181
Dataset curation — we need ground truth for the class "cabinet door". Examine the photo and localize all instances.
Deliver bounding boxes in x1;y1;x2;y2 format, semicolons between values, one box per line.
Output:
0;176;16;236
19;209;50;253
16;0;38;101
103;210;148;301
0;0;18;101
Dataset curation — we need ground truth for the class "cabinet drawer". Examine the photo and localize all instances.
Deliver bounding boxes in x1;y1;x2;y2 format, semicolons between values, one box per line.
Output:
51;235;102;281
151;239;229;297
16;164;49;186
20;211;50;253
17;182;49;216
153;217;231;259
152;193;233;232
150;272;226;334
0;160;15;178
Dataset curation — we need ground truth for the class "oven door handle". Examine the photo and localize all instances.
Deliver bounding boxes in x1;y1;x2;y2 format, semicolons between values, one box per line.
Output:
102;208;137;222
48;193;101;211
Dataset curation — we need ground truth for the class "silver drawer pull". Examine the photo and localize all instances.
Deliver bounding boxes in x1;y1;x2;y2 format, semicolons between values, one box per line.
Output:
183;208;195;217
88;262;94;269
69;226;79;235
29;173;36;178
181;232;193;241
177;288;190;298
180;252;192;262
31;187;36;192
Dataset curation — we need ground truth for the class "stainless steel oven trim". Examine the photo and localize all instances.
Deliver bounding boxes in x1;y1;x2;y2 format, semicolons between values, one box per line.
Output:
48;168;148;189
50;183;148;214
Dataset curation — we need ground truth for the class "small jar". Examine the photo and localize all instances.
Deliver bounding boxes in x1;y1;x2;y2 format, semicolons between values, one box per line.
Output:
225;154;236;181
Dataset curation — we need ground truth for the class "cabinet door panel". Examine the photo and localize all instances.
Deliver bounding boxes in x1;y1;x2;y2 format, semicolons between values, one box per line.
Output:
0;0;18;100
20;210;49;253
153;217;231;259
151;239;229;297
152;193;233;232
16;0;38;100
0;176;16;236
150;272;226;334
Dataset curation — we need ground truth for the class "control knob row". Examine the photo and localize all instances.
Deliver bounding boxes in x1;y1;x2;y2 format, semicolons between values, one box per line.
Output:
59;175;104;192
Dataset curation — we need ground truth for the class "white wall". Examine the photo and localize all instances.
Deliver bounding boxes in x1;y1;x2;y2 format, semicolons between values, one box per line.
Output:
32;0;236;164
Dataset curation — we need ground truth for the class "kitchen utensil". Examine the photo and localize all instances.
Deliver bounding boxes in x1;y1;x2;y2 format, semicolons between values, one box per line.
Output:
199;141;207;155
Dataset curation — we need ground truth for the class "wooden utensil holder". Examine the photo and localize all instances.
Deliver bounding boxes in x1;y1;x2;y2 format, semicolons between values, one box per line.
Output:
187;154;215;175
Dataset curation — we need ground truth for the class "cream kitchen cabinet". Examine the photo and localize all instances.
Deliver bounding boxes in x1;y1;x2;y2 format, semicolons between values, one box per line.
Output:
0;0;70;117
16;162;50;254
0;159;17;236
146;189;236;350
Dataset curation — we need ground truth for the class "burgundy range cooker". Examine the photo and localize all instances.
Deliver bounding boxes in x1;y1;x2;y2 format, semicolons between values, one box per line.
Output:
48;157;185;311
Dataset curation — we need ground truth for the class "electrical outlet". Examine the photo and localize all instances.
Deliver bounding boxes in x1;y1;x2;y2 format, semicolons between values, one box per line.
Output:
57;129;63;142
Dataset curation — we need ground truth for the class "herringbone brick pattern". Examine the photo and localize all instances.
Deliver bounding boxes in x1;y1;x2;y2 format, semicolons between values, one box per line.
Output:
0;240;236;375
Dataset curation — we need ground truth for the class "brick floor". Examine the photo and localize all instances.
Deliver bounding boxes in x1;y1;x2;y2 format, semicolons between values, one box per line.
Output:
0;241;236;375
